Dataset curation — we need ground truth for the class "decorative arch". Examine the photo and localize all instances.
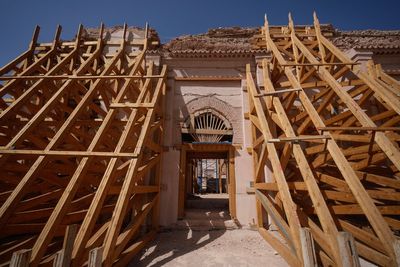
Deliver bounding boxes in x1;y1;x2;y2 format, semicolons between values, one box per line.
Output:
182;109;233;142
181;96;242;143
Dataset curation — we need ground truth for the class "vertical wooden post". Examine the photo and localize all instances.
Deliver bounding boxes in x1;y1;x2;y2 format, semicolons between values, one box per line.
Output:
299;228;317;267
10;249;31;267
393;238;400;267
88;247;103;267
228;147;237;219
186;159;193;194
178;145;186;218
337;231;361;267
218;159;223;194
54;224;78;267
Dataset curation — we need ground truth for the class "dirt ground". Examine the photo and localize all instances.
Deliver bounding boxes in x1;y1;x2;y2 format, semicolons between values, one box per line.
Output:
130;229;289;267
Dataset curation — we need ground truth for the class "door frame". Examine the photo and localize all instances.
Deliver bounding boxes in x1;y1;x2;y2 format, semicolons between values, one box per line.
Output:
178;143;236;219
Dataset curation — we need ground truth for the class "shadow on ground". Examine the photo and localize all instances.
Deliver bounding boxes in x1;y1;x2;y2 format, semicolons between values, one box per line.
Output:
129;227;226;267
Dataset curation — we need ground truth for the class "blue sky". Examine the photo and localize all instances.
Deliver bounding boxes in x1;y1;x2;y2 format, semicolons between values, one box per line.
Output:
0;0;399;66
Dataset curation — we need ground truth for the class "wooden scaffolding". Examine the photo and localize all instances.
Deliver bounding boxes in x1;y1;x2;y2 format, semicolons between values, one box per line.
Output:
248;13;400;267
0;23;166;266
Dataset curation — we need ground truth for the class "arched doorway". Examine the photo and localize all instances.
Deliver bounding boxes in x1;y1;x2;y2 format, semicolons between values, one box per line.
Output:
178;111;236;220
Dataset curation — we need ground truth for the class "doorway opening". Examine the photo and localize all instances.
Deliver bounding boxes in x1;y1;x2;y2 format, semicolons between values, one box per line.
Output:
191;158;228;195
178;144;236;222
186;154;229;214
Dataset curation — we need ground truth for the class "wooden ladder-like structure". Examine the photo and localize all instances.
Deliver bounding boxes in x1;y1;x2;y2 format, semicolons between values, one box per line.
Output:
0;24;166;266
248;13;400;267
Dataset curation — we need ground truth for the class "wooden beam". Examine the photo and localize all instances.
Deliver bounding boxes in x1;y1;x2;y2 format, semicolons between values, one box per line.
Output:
174;76;242;81
255;88;301;97
53;225;78;267
267;135;330;143
337;232;361;267
0;150;138;158
299;228;317;267
0;74;164;80
318;127;400;132
181;128;233;135
281;62;358;67
109;103;155;109
88;247;103;267
10;249;31;267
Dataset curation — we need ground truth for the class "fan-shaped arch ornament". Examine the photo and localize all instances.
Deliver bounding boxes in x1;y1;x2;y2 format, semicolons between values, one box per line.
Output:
182;110;233;143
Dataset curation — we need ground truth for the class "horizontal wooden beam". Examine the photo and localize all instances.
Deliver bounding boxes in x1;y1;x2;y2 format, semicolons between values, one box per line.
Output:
255;88;301;97
181;128;233;135
281;62;358;67
181;143;232;152
318;127;400;132
38;39;146;47
0;75;163;80
0;150;138;158
174;76;242;81
109;103;155;109
267;135;331;143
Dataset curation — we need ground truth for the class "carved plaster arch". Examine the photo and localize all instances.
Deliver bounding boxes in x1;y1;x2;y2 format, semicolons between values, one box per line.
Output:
181;95;242;143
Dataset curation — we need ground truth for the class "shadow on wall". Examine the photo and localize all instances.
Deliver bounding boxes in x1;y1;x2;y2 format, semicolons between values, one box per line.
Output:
128;227;226;267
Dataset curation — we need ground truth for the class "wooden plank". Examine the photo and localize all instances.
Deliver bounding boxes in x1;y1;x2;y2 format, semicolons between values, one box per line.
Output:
258;228;301;267
255;88;301;97
394;239;400;267
10;249;31;267
228;147;237;219
337;232;361;267
178;145;186;219
299;228;317;267
255;189;293;248
281;62;358;67
0;74;164;80
113;197;157;257
109;103;155;108
88;247;103;267
0;150;138;158
53;224;78;267
181;128;233;135
114;230;156;267
318;127;400;132
174;76;242;81
267;135;330;143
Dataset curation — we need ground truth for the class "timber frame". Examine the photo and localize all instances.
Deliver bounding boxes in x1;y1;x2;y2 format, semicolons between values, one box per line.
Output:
248;13;400;267
0;23;166;266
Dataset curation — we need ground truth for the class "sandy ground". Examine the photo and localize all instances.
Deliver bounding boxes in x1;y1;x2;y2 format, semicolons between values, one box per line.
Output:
130;229;289;267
